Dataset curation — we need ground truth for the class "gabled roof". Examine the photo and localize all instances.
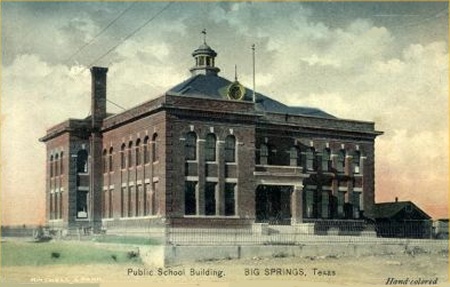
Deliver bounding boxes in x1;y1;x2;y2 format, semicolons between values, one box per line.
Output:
166;74;336;119
366;201;431;220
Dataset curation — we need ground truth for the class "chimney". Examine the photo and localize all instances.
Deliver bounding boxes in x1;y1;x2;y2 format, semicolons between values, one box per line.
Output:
90;66;108;129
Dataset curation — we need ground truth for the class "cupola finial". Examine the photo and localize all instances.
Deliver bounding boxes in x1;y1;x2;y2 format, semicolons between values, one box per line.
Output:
202;29;207;44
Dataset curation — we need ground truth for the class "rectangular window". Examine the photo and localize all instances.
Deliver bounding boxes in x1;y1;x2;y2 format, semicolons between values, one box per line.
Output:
353;151;361;174
76;190;88;219
144;183;149;215
205;182;216;216
289;147;299;166
306;149;315;171
184;181;196;215
337;191;345;217
129;186;135;217
103;189;107;218
225;183;236;216
352;192;361;219
121;187;127;218
322;149;331;171
54;193;58;220
109;189;113;218
59;192;63;219
337;150;346;173
304;189;314;218
137;185;143;217
321;191;329;218
259;144;268;165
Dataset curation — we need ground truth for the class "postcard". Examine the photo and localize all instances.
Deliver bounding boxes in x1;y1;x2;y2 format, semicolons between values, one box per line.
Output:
1;2;449;287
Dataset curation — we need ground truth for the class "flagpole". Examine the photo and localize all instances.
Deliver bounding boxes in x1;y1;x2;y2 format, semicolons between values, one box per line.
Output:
252;44;256;103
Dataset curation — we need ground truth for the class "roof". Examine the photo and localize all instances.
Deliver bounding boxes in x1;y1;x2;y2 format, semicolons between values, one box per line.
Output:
165;74;336;119
366;201;431;220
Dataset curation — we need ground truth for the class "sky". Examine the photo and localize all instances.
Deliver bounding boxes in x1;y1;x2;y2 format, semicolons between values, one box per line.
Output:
1;1;448;225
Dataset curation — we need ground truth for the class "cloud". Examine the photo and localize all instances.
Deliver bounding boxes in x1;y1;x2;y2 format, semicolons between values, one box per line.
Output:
1;54;90;225
1;2;448;224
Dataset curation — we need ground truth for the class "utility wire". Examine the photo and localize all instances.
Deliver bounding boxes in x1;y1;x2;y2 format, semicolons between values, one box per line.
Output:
64;2;137;65
107;98;127;111
82;2;174;72
80;2;175;111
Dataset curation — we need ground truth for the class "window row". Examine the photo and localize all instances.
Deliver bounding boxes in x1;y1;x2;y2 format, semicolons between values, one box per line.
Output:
49;192;63;220
304;189;361;219
185;132;236;163
120;183;158;218
184;181;236;216
257;145;362;174
101;134;159;173
49;152;64;177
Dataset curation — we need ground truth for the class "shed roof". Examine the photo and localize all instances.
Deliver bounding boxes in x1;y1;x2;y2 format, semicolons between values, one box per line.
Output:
366;201;431;220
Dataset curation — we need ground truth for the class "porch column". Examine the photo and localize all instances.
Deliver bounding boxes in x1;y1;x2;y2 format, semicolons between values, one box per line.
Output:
291;184;304;224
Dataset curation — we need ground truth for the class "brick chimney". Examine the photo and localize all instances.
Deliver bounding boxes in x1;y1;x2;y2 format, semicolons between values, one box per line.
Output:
90;66;108;129
89;66;107;233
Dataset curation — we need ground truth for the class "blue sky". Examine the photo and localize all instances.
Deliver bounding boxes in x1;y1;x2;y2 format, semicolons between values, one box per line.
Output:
1;2;448;224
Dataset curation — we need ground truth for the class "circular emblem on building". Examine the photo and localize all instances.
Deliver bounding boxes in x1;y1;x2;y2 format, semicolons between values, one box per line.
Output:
227;82;245;101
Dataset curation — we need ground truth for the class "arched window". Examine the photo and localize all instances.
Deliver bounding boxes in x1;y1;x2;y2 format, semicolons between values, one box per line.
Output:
50;155;54;177
185;132;197;161
60;152;64;175
54;154;59;176
353;150;361;174
135;139;141;166
128;141;133;167
143;136;150;164
108;147;113;172
120;144;126;169
306;147;315;171
337;149;346;173
259;143;268;165
102;149;107;173
224;135;236;163
77;149;88;173
205;133;216;162
322;148;331;171
152;133;159;162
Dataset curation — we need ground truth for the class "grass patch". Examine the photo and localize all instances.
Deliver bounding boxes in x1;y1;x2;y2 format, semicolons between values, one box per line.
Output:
1;240;142;267
92;235;160;245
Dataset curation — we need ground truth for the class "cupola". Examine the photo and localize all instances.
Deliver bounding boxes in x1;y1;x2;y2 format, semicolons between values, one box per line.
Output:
189;30;220;76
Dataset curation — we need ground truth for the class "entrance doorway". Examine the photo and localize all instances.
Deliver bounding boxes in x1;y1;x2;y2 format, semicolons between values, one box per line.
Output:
255;185;292;225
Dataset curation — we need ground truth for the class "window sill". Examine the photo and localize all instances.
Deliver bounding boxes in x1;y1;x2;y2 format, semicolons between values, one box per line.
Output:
75;218;90;221
183;215;240;218
119;215;160;220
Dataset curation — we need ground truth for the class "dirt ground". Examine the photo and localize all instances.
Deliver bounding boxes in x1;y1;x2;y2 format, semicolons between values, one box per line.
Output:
1;251;448;286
